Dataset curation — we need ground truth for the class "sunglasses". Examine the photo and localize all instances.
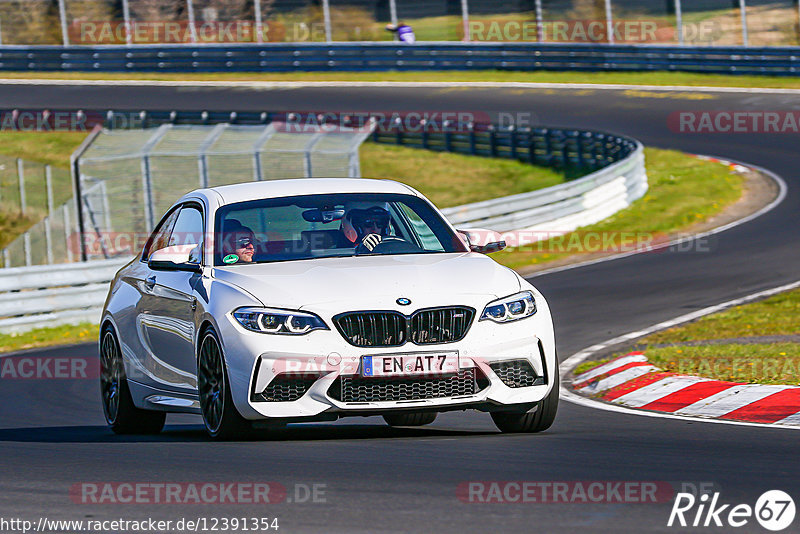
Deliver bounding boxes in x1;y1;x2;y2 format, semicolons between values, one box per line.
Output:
362;218;389;228
235;237;254;248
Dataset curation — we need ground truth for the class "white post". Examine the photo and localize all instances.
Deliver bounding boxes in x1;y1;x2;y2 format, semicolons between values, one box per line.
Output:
460;0;469;41
45;166;54;264
63;205;74;263
121;0;132;45
389;0;398;41
604;0;614;44
57;0;69;46
534;0;543;42
322;0;332;43
186;0;199;43
739;0;748;46
675;0;683;45
16;159;26;216
254;0;263;43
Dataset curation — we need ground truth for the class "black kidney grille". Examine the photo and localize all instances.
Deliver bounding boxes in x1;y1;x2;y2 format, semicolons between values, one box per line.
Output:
411;307;474;345
334;307;474;347
335;311;407;347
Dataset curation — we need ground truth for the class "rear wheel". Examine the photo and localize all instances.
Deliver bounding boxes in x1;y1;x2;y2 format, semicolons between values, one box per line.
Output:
383;412;437;427
491;368;559;433
100;327;166;434
197;328;250;440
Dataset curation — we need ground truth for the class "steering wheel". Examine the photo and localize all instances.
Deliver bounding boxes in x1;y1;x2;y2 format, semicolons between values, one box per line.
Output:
359;237;422;255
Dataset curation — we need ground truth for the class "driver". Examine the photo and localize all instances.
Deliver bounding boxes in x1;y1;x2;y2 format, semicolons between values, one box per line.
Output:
341;205;391;252
221;219;255;263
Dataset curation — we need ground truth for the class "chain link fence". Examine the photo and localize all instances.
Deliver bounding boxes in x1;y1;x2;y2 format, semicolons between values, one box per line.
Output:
0;0;796;47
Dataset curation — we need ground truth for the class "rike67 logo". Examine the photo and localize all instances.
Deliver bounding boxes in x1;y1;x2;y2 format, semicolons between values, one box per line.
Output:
668;490;795;531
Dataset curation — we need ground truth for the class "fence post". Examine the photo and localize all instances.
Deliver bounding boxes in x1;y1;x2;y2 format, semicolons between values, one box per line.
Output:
45;166;54;264
186;0;199;44
604;0;614;44
121;0;132;45
254;0;264;43
389;0;398;40
674;0;683;45
64;204;74;263
322;0;332;43
534;0;543;42
57;0;69;46
739;0;749;46
16;159;26;216
23;233;31;266
460;0;470;41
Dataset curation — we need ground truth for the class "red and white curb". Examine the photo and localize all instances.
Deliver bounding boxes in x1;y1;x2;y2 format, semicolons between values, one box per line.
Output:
572;352;800;427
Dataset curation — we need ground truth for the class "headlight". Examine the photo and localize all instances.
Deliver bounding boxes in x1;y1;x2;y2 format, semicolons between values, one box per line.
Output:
480;291;536;323
233;307;329;335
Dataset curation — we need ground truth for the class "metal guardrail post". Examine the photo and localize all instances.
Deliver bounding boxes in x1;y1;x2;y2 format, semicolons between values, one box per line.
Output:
468;123;476;155
460;0;470;42
534;0;544;42
739;0;749;46
509;126;517;160
57;0;69;46
254;0;264;44
121;0;132;46
604;0;614;45
16;159;26;216
322;0;332;43
675;0;684;46
489;127;497;157
45;166;54;265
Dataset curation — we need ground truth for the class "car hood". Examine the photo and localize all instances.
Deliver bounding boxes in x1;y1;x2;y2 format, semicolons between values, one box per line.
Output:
212;252;521;312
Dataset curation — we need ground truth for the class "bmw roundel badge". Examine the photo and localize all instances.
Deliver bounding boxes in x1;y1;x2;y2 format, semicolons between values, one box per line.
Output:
396;298;411;306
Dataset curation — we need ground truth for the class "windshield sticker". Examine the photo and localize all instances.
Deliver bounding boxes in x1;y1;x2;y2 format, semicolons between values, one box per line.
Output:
222;254;239;264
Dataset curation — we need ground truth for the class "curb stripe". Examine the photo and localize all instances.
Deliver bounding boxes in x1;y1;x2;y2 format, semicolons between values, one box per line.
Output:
573;360;651;389
602;372;677;402
572;353;647;383
612;375;709;408
774;412;800;426
676;384;791;418
578;365;658;394
721;388;800;424
639;381;738;413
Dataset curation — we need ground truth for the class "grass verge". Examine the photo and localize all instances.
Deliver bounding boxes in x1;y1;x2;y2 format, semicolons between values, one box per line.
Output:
0;323;99;354
576;288;800;384
491;147;744;271
6;70;800;89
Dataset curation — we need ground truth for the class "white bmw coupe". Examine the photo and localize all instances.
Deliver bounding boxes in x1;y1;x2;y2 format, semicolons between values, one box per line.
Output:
100;179;558;439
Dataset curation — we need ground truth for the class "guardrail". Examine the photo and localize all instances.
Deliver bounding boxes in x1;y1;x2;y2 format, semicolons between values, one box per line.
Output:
0;42;799;75
0;258;127;333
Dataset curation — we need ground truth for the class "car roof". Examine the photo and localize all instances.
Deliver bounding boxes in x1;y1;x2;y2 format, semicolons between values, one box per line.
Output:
193;178;419;206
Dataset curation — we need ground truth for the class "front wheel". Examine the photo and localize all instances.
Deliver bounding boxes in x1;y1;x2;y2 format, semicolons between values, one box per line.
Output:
197;328;250;440
100;327;166;434
491;368;559;433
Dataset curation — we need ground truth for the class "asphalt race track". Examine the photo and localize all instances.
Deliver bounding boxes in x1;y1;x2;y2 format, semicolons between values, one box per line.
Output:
0;82;799;533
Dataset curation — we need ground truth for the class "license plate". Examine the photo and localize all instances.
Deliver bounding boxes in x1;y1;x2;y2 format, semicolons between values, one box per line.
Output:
362;352;459;377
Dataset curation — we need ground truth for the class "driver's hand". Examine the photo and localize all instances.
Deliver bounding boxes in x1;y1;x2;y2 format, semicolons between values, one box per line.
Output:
361;234;382;251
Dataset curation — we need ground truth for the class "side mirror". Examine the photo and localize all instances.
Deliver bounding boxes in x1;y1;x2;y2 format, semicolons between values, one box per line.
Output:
148;245;202;273
458;229;507;254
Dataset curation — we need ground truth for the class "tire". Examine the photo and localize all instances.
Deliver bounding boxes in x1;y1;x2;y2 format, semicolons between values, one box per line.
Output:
197;327;251;440
100;326;166;435
491;368;559;433
383;412;437;427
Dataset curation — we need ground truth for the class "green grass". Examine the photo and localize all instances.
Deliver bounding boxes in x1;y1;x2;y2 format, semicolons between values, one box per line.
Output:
360;142;565;208
575;289;800;385
642;288;800;344
644;343;800;385
0;323;98;354
0;131;87;168
7;70;800;89
491;147;743;270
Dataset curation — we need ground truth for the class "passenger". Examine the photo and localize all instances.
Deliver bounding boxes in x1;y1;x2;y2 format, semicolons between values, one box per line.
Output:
221;219;256;263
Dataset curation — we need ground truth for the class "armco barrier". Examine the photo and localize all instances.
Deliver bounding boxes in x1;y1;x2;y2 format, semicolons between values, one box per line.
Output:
1;42;799;75
0;258;128;333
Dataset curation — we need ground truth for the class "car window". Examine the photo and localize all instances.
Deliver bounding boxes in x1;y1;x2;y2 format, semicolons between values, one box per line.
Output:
214;193;465;266
168;206;204;263
142;207;180;261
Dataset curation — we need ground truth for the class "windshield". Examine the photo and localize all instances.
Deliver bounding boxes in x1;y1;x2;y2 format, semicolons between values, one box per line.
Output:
214;192;466;266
